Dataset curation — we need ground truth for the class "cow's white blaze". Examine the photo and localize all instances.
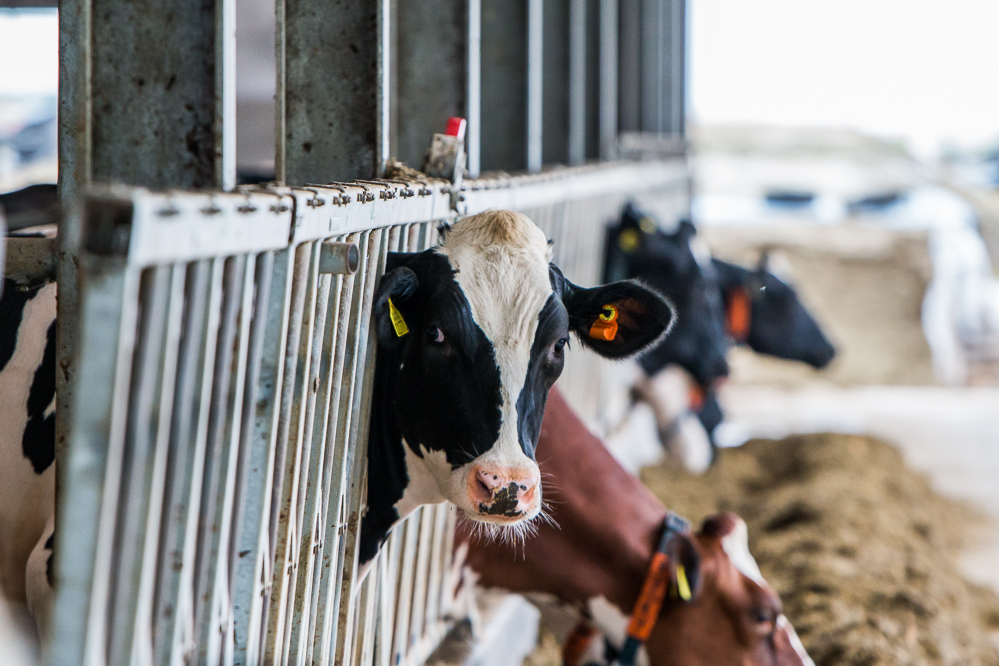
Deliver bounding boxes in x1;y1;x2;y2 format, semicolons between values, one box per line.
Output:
777;614;815;666
719;516;767;587
435;211;553;519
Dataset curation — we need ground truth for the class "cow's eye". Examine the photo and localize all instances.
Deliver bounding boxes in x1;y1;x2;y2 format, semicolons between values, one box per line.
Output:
751;607;775;636
427;326;445;345
553;338;568;357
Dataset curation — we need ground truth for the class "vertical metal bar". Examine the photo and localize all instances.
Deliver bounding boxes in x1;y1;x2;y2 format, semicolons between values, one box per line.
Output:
640;0;661;132
56;0;90;536
217;0;237;189
568;0;586;165
49;254;140;666
395;0;469;170
286;264;339;662
617;0;640;132
194;255;254;664
152;259;214;665
167;257;226;663
542;0;569;166
599;0;618;159
308;232;360;665
467;0;482;178
265;242;321;663
330;228;385;666
114;265;185;664
526;0;544;172
666;0;686;137
279;0;389;183
105;267;170;664
232;249;296;664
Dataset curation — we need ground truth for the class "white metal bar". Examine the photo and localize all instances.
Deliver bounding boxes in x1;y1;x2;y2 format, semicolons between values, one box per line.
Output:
461;159;687;213
466;0;482;178
526;0;543;172
568;0;587;166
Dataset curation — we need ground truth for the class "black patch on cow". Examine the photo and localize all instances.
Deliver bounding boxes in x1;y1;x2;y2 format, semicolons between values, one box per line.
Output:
45;533;54;587
23;319;56;473
515;294;567;460
0;278;47;373
479;482;522;517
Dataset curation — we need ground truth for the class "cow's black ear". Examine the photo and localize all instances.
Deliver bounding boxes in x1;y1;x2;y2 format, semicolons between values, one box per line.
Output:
560;276;674;358
374;261;420;347
666;532;702;602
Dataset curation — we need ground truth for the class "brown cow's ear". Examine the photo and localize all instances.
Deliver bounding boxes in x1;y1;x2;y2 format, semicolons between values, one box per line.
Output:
554;268;675;358
665;533;701;602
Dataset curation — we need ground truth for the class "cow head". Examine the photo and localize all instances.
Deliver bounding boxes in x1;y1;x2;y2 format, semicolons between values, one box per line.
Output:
369;210;673;545
713;256;836;369
650;512;814;666
604;205;730;386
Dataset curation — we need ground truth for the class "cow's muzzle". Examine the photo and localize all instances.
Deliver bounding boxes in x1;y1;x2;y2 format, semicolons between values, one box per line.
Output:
466;463;540;521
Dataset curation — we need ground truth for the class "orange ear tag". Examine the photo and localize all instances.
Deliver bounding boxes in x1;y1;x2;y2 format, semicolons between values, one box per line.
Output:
589;304;619;341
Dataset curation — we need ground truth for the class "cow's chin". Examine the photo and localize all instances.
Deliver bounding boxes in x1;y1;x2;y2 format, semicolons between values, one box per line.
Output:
454;502;543;547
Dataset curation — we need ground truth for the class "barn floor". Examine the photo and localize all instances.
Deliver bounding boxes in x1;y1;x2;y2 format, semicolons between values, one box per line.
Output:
716;384;999;595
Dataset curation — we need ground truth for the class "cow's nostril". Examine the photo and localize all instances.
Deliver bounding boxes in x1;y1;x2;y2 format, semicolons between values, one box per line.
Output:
477;478;492;499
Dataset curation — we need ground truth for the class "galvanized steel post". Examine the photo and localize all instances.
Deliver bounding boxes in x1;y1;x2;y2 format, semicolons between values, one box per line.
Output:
278;0;391;184
480;0;529;172
394;0;471;171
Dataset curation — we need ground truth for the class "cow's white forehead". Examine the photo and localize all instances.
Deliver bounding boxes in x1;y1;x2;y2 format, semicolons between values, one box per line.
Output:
437;210;555;462
437;210;554;347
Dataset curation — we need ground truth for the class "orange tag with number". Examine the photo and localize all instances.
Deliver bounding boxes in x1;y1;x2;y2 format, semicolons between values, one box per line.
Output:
589;304;619;341
626;551;670;641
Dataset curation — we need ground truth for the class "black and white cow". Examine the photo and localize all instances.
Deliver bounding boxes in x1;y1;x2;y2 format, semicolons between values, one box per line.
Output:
0;277;57;643
360;210;674;562
603;204;730;387
603;206;836;469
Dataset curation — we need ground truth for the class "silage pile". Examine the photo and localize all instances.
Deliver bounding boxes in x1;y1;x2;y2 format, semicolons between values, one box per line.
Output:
641;433;999;666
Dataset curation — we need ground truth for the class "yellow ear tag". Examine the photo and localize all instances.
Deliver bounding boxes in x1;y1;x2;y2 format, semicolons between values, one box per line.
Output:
588;304;619;341
618;228;640;253
676;563;692;601
388;298;409;337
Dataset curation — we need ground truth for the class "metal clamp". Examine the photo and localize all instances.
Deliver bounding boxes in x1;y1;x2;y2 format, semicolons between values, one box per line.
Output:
318;241;360;275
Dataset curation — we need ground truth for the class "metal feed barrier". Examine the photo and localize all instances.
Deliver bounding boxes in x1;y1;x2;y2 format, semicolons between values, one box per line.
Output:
49;161;688;666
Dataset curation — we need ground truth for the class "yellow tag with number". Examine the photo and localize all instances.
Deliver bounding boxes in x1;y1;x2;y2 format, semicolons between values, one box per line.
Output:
676;563;692;601
388;298;409;337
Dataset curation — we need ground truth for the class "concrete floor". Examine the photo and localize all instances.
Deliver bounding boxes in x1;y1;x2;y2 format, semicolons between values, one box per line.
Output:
717;384;999;593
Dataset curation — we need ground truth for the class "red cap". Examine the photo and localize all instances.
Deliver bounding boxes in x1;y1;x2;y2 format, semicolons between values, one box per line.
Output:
445;117;467;140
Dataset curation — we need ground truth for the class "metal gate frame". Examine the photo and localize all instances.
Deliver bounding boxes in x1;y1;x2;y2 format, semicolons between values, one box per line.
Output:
48;162;686;666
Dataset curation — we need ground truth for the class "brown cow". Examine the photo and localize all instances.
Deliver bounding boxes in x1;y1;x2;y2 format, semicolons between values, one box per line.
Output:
462;388;813;666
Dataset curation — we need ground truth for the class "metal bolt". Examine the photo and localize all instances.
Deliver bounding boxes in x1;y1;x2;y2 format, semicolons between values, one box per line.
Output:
319;242;360;275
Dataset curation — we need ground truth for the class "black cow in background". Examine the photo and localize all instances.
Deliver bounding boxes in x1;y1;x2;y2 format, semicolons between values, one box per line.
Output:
603;203;731;387
604;203;836;466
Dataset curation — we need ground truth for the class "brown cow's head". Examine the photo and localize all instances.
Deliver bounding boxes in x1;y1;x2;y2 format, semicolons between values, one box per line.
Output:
648;512;813;666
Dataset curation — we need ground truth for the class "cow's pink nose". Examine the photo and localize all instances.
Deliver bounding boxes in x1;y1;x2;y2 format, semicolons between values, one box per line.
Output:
466;463;540;519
